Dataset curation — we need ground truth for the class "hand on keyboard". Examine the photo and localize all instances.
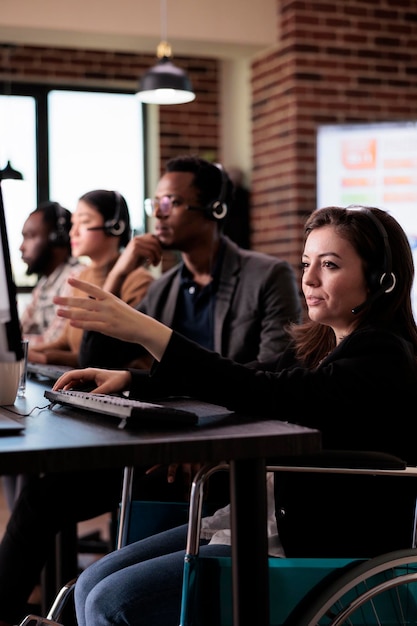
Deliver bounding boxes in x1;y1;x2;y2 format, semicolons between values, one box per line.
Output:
53;367;131;396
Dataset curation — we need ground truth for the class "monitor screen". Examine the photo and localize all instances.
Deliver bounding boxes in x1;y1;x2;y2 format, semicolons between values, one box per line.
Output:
0;182;23;362
317;120;417;316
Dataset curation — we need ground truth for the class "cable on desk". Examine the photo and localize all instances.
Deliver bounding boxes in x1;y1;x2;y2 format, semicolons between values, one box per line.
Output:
0;403;51;417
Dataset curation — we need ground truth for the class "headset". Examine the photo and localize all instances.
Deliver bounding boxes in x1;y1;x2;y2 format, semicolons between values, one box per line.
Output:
204;164;229;221
350;206;397;314
87;191;127;237
47;202;71;246
103;191;126;237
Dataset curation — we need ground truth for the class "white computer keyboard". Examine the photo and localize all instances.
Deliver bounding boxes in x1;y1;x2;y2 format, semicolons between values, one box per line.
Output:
45;389;234;430
45;389;199;428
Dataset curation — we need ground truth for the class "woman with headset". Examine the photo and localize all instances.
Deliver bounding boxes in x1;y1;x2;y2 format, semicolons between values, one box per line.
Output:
27;189;159;367
50;204;417;626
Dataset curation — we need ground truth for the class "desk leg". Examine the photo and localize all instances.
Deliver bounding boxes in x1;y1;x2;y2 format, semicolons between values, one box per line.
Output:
230;458;269;626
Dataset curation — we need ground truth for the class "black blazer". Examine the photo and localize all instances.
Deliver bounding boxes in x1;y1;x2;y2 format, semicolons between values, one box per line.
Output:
131;325;417;557
131;325;417;463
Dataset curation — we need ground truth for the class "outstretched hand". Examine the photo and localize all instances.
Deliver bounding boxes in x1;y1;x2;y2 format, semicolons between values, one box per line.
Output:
53;277;173;362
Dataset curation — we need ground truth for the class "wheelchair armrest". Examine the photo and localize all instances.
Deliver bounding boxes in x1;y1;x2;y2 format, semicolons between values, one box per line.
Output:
267;449;407;470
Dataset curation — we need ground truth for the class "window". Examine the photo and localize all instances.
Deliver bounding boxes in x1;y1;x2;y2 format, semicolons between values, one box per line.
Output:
0;95;37;286
0;88;145;287
48;90;145;235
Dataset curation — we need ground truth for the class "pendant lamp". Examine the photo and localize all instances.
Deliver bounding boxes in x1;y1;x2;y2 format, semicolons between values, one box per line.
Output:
0;160;23;181
136;0;195;105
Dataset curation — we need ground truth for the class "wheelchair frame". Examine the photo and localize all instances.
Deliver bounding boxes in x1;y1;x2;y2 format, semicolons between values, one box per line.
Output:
17;460;417;626
180;461;417;626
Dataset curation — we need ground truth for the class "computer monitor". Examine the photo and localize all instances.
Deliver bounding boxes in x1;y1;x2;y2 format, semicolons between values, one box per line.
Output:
0;181;23;363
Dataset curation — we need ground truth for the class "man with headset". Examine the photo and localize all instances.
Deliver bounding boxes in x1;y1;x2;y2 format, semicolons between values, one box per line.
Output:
80;155;302;373
19;201;83;345
78;155;301;492
79;154;303;497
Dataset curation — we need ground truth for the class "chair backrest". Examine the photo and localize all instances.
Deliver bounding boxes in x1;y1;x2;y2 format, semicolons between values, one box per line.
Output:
122;500;191;544
116;464;228;549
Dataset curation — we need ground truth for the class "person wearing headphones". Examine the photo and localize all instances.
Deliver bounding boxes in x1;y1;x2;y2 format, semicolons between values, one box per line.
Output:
80;155;302;372
78;154;303;498
3;202;84;517
19;201;83;345
27;189;157;367
50;204;417;626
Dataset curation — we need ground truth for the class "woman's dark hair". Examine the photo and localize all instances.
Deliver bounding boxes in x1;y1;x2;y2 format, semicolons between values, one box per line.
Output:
291;205;417;367
79;189;132;248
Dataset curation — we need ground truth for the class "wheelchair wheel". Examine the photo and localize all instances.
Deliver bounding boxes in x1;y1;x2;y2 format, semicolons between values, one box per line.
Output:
284;548;417;626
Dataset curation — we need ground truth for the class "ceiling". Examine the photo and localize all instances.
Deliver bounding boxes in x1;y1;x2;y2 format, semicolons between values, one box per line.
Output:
0;0;277;59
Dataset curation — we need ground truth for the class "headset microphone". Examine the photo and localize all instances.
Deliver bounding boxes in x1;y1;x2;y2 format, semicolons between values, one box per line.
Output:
195;164;229;220
103;191;126;237
86;191;127;237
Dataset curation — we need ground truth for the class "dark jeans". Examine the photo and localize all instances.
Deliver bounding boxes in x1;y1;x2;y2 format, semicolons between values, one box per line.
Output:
75;524;232;626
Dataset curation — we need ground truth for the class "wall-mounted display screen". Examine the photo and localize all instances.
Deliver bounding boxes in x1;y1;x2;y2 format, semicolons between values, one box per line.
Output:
317;121;417;316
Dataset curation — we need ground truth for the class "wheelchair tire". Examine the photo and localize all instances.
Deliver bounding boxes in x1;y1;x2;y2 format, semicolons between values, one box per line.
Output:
284;548;417;626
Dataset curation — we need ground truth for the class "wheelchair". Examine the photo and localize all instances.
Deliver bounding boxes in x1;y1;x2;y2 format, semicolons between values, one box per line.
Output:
18;451;417;626
180;453;417;626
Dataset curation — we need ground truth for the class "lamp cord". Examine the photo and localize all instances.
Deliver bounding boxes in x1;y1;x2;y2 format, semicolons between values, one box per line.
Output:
160;0;168;42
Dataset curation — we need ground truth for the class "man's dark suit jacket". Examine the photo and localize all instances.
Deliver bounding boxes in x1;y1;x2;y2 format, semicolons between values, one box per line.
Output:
79;236;302;368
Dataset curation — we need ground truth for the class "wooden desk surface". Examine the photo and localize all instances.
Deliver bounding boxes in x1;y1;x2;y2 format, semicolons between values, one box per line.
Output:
0;378;321;475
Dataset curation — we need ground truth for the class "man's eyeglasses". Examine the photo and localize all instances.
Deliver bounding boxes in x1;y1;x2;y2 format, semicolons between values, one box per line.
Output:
144;195;204;217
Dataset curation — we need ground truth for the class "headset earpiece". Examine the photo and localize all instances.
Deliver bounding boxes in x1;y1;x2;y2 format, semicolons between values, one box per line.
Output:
369;268;396;294
103;191;126;237
206;165;229;220
361;207;396;294
350;206;397;314
48;203;70;246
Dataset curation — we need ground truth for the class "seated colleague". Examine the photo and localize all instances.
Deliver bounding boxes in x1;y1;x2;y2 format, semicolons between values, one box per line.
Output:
27;189;156;368
1;191;157;612
0;160;301;626
2;202;84;514
80;155;302;370
19;201;83;345
49;205;417;626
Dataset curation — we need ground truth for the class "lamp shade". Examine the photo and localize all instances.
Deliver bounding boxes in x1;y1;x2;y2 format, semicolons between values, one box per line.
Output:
136;57;196;105
0;160;23;180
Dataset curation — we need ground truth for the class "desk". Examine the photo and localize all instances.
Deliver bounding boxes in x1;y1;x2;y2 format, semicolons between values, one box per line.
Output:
2;378;321;626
